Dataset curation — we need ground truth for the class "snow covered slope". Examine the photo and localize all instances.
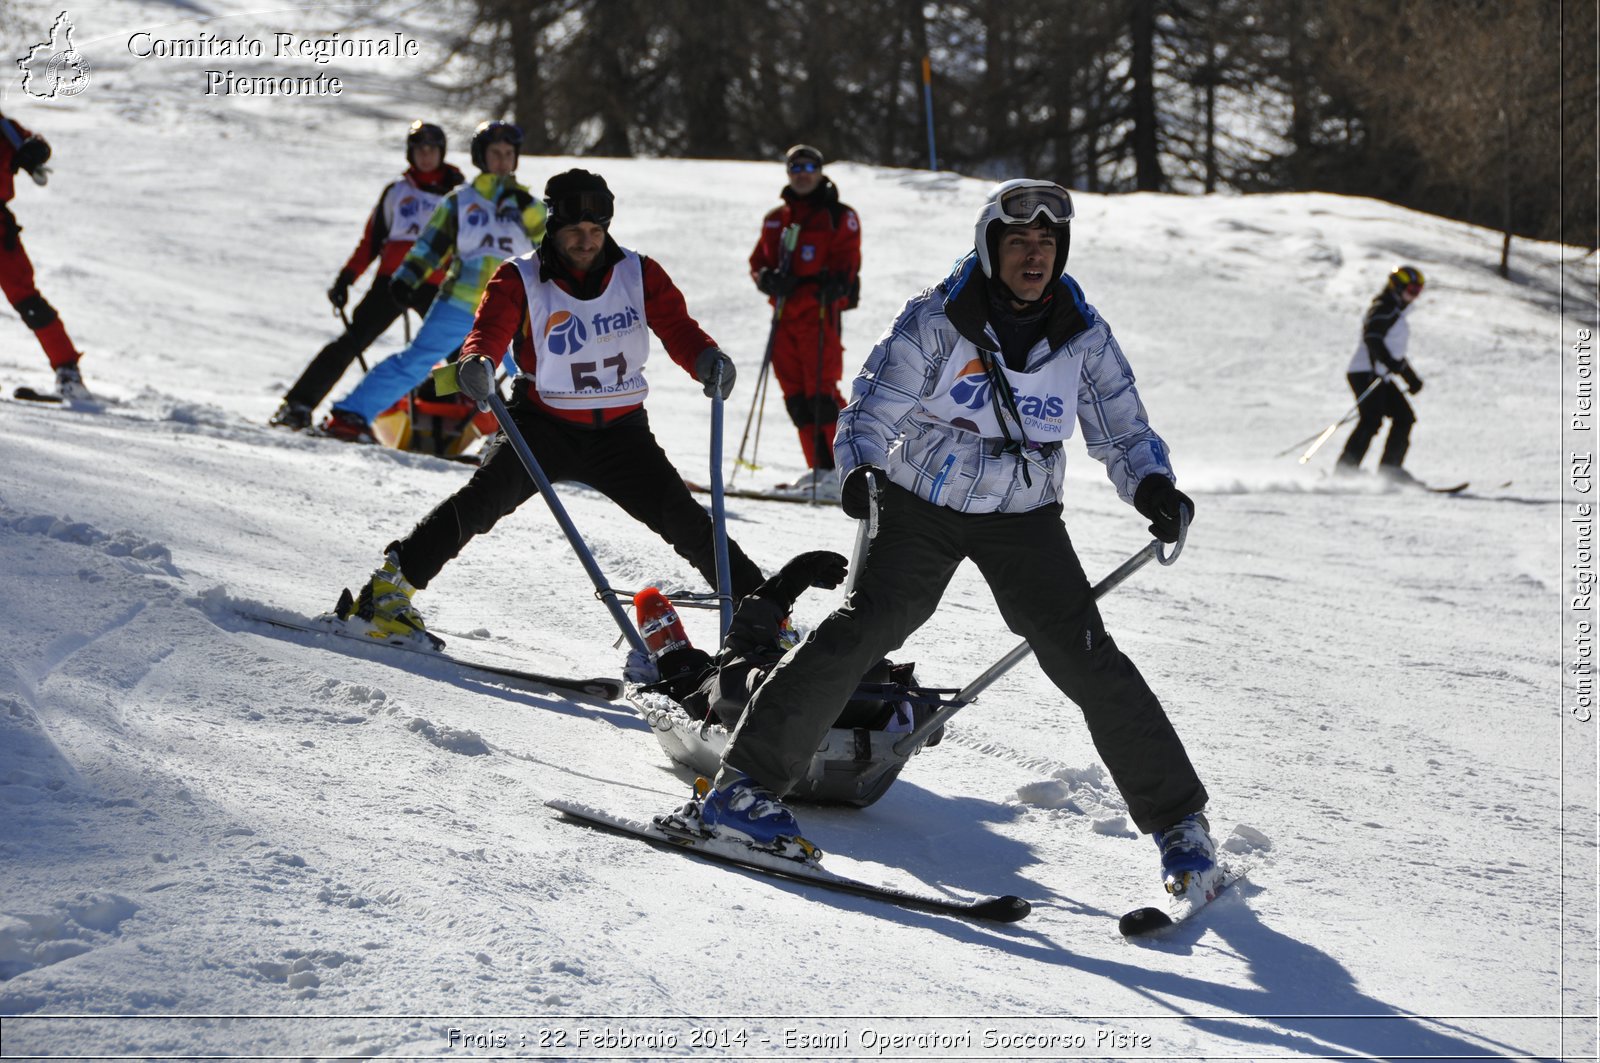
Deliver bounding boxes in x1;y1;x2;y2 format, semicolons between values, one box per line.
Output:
1;2;1592;1060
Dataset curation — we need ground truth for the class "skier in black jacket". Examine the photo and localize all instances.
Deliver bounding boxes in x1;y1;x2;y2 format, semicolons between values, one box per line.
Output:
1338;265;1426;479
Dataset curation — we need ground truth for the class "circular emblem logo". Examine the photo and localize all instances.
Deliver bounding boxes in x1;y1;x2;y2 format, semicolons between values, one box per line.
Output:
543;311;587;356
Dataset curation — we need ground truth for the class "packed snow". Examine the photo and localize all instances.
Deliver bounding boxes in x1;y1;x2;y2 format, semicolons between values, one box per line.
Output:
1;2;1593;1060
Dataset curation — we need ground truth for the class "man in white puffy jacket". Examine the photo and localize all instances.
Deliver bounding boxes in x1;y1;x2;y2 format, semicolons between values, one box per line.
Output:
692;180;1220;894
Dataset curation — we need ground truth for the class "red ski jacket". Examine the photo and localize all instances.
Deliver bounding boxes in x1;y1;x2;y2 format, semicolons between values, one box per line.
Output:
464;239;718;428
749;178;861;321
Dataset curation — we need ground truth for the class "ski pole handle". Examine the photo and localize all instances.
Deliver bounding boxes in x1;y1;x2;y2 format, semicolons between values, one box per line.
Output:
844;470;881;597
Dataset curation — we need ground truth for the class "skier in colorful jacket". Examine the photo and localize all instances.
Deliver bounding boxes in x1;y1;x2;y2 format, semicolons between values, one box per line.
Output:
700;180;1220;894
344;169;765;641
0;111;88;400
747;145;861;494
270;121;465;430
1337;265;1427;481
321;120;545;440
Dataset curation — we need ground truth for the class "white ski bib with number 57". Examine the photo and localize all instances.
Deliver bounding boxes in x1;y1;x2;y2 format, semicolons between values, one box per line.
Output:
516;250;651;410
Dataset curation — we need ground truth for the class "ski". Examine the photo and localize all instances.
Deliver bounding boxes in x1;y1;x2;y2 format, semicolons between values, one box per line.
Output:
14;386;64;404
1118;862;1248;938
233;607;623;700
547;798;1032;924
683;480;835;506
1423;481;1469;494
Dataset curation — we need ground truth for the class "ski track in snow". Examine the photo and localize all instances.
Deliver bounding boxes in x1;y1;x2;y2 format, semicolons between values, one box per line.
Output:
0;1;1587;1058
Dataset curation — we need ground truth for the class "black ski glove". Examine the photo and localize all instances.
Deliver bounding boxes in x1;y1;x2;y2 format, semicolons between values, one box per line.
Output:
328;269;356;310
1133;474;1194;544
1399;364;1423;394
840;464;885;521
388;275;425;312
764;550;849;609
756;268;797;298
13;136;49;175
694;348;736;399
456;355;496;403
818;273;852;305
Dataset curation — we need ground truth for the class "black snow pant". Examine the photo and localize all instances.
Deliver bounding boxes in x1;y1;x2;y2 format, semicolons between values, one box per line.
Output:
282;281;437;411
392;392;766;600
720;483;1209;835
1337;372;1414;470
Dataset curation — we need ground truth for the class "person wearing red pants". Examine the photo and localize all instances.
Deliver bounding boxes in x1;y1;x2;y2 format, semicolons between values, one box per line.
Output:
747;145;860;497
0;111;86;400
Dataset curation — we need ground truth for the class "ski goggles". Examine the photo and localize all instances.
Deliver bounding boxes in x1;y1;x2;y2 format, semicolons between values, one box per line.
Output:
787;160;820;174
547;189;614;227
994;182;1075;226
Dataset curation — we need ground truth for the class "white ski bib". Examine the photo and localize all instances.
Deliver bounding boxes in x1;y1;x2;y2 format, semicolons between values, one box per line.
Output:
454;186;533;266
383;179;447;244
922;337;1081;443
517;250;651;410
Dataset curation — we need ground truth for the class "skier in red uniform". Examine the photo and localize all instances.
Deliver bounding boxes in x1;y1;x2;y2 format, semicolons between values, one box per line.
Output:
747;145;861;497
0;110;87;401
270;121;465;429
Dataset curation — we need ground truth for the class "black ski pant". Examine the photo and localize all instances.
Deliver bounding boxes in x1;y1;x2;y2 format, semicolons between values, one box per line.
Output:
1338;372;1414;470
393;395;766;600
719;483;1208;834
282;282;437;411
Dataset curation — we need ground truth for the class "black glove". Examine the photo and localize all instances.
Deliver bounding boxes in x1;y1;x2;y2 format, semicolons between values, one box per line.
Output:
756;268;797;298
1399;364;1423;394
327;269;356;310
694;348;736;399
13;136;49;175
765;550;849;607
818;273;852;305
1133;474;1194;544
456;355;496;403
840;464;885;521
388;275;425;312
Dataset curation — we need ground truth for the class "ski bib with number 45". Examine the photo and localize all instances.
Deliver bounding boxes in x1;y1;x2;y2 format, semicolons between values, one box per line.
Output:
516;250;651;410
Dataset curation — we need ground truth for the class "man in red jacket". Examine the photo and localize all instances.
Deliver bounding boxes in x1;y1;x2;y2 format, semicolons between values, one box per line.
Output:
343;169;766;641
0;111;86;400
748;145;861;497
270;121;465;429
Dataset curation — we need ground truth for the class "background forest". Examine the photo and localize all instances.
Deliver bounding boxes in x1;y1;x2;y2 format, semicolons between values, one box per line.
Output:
428;0;1595;260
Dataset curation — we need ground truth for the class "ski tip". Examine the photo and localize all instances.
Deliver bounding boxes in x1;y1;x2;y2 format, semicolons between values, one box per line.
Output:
971;894;1032;923
1118;906;1174;937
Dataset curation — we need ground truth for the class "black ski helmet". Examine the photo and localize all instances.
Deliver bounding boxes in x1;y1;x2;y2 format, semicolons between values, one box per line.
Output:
405;120;446;166
543;169;614;236
469;119;522;171
973;179;1075;283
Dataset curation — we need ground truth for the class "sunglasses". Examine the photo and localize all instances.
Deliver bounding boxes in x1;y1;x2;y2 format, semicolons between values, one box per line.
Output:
787;161;820;174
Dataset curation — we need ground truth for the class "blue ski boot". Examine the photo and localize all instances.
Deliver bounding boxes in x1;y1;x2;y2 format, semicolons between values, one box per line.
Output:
1153;813;1218;897
700;775;808;852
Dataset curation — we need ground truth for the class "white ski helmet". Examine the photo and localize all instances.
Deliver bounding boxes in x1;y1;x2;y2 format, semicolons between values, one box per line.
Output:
974;179;1075;280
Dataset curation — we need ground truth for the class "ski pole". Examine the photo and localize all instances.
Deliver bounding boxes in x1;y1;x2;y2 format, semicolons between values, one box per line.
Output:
1277;375;1386;462
844;470;880;598
811;300;828;504
733;308;781;480
708;362;734;639
890;511;1189;757
733;224;801;480
333;304;369;372
453;355;650;656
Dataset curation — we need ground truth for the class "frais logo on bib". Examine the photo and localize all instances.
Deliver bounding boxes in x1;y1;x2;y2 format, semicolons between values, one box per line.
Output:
949;358;1067;421
544;311;587;355
591;305;641;338
463;202;489;228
